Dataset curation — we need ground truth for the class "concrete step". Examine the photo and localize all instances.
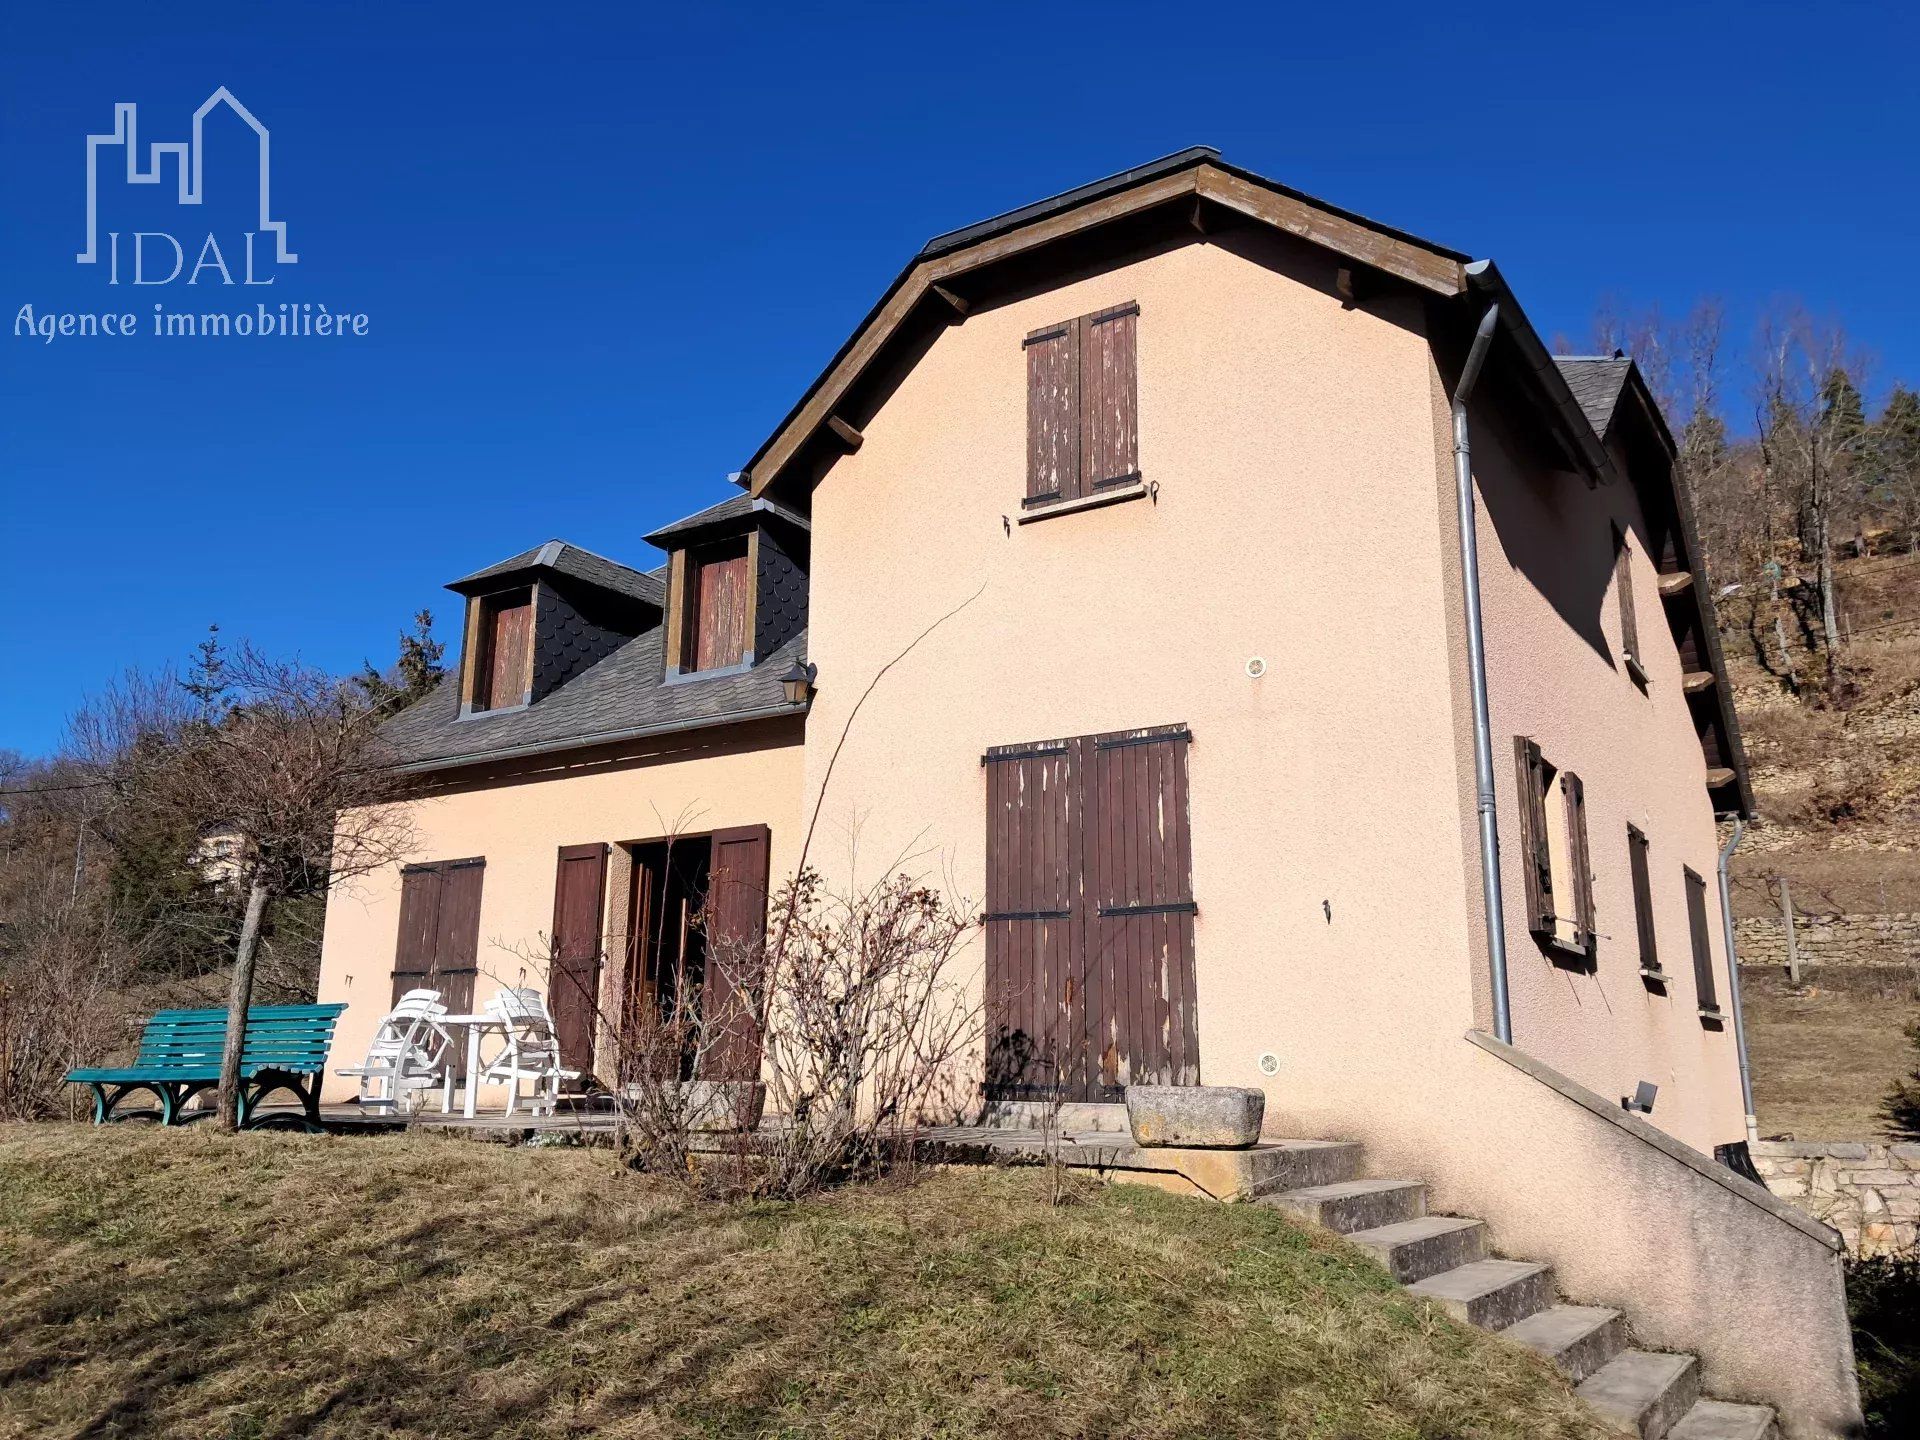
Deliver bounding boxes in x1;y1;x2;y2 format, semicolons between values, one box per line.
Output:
1408;1258;1553;1330
1501;1304;1627;1383
1259;1178;1427;1234
1241;1140;1366;1197
1666;1400;1780;1440
1578;1351;1701;1439
980;1100;1130;1134
1348;1214;1487;1283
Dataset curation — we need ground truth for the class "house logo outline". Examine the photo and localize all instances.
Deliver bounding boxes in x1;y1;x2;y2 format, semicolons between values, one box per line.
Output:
77;86;296;266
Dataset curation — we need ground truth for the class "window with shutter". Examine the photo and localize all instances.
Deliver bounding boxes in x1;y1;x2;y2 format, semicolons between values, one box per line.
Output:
391;857;486;1072
1513;737;1556;938
1627;825;1660;977
1685;866;1724;1020
1615;525;1648;691
1023;302;1139;510
472;589;533;712
683;540;751;672
1514;737;1594;960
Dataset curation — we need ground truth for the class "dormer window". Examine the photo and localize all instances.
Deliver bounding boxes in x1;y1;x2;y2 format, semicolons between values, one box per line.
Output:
683;539;750;673
472;587;533;712
447;541;663;720
647;495;810;685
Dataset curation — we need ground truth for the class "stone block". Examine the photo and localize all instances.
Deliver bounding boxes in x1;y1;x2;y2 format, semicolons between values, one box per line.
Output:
1125;1084;1264;1148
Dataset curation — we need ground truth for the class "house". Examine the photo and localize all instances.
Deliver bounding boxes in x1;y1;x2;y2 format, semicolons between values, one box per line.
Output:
315;149;1856;1436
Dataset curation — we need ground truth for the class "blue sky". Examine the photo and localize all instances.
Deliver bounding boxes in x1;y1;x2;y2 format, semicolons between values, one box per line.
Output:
3;1;1914;758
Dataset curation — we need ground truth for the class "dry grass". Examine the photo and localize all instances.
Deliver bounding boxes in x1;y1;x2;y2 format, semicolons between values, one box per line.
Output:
0;1125;1610;1440
1742;965;1920;1138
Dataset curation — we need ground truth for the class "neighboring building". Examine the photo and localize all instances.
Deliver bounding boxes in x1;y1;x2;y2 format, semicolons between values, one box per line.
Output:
317;149;1856;1435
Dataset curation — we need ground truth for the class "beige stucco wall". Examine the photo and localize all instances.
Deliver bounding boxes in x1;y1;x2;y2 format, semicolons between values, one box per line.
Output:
791;230;1857;1430
1471;408;1749;1154
315;720;804;1104
800;228;1489;1133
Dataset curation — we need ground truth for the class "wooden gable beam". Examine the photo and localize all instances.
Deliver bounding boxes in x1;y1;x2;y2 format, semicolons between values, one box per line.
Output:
1194;165;1466;297
930;284;970;319
826;416;863;452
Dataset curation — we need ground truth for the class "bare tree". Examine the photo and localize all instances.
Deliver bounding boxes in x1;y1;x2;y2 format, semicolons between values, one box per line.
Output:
1753;307;1874;675
72;638;415;1130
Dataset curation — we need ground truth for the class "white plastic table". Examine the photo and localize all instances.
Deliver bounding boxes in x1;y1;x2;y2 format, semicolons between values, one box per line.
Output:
439;1012;507;1119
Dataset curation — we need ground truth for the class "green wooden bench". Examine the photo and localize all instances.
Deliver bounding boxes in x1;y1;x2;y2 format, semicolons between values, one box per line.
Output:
66;1004;346;1132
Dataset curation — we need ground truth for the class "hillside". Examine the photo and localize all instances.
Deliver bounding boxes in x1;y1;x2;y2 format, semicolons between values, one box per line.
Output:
1723;549;1920;1138
0;1125;1611;1440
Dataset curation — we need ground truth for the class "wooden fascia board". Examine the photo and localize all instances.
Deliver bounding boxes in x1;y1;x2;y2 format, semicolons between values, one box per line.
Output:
1193;166;1466;297
747;164;1468;496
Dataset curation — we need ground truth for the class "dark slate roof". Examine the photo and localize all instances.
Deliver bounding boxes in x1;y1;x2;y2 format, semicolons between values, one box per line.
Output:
381;627;806;773
1553;357;1634;441
449;540;664;607
643;495;810;548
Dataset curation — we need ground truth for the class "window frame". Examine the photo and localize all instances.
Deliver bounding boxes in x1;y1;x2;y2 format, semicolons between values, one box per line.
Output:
1513;736;1595;961
1020;300;1144;522
466;586;535;715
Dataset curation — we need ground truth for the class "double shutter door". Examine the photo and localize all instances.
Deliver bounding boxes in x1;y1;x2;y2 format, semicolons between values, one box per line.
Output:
985;725;1198;1102
392;859;486;1076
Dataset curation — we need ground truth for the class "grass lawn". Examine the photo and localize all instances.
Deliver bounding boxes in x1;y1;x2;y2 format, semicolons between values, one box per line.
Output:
1741;964;1920;1138
0;1124;1612;1440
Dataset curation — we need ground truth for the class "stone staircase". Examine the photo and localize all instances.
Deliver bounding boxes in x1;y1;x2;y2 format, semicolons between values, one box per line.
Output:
1253;1145;1782;1440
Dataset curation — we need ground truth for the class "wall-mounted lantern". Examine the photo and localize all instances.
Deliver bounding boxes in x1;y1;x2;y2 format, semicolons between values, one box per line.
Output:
780;659;818;706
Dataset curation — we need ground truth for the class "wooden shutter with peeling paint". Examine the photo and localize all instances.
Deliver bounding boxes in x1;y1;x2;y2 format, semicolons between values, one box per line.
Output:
1513;737;1555;937
705;824;771;1081
1686;866;1721;1015
1562;771;1594;956
1082;303;1140;492
1627;824;1658;974
1025;321;1080;504
549;843;608;1076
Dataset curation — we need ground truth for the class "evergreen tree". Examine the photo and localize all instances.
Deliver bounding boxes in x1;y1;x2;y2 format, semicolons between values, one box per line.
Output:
1880;1020;1920;1141
353;610;446;717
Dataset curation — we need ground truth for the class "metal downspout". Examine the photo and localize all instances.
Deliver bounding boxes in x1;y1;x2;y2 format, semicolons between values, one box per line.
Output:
1452;296;1511;1043
1717;818;1758;1141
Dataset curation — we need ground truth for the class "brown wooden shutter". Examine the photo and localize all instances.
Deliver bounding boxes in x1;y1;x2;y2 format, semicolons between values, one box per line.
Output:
1081;303;1140;492
687;544;750;672
1512;737;1555;936
984;741;1079;1097
479;592;533;710
984;724;1198;1104
1088;726;1198;1095
1615;527;1641;667
705;824;771;1080
1025;320;1081;504
392;866;443;1005
1627;824;1659;974
431;859;486;1016
1685;866;1720;1014
1562;771;1594;956
549;843;609;1075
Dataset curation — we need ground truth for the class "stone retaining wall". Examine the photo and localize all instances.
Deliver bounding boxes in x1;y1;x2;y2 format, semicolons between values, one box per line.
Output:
1735;913;1920;969
1752;1140;1920;1255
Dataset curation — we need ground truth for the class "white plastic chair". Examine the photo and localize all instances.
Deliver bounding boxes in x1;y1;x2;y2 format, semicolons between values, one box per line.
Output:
477;988;579;1117
335;989;454;1113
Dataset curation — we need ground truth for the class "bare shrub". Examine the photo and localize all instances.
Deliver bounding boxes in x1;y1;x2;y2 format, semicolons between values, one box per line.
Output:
0;765;149;1119
700;867;982;1200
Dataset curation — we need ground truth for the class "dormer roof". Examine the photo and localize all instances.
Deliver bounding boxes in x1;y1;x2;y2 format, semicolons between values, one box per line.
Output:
1553;356;1636;442
448;539;664;607
643;496;810;550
